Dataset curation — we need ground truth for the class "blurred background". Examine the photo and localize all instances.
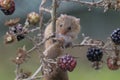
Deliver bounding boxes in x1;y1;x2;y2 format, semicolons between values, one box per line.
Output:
0;0;120;80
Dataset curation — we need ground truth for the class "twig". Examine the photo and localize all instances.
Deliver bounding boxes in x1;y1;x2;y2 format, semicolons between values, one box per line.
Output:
22;64;43;80
24;19;30;29
31;76;43;80
39;0;46;36
29;27;40;33
14;65;20;80
37;33;55;46
40;0;47;7
40;7;52;13
62;0;104;6
43;58;57;64
72;43;102;47
27;46;37;54
52;0;57;33
30;65;43;79
72;35;104;48
23;76;43;80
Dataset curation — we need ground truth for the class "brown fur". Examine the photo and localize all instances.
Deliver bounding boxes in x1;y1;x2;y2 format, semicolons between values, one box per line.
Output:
43;14;80;80
43;66;68;80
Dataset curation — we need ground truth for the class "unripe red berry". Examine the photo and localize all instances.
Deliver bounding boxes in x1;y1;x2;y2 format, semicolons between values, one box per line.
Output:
58;54;77;72
107;57;119;70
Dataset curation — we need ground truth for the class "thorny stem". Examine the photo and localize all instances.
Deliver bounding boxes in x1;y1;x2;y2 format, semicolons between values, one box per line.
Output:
72;43;102;47
24;19;30;28
30;76;43;80
52;0;57;33
62;0;104;6
71;35;104;48
39;6;43;34
40;7;52;13
29;27;40;33
23;76;43;80
114;45;119;57
15;65;20;80
27;46;37;54
30;65;43;79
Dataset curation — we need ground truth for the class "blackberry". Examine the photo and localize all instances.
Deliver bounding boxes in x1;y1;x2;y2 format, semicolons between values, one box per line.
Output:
58;54;77;72
9;24;25;41
17;34;25;41
10;24;23;34
15;24;23;33
111;28;120;45
0;0;15;15
87;47;103;62
10;27;17;33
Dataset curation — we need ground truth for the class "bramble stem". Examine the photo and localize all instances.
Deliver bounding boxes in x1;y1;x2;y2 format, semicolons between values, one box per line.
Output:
52;0;57;33
30;65;43;79
14;65;20;80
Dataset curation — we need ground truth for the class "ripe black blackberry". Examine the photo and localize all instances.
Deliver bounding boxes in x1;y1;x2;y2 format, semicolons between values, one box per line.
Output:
111;28;120;45
10;24;23;34
1;5;15;15
0;0;15;15
9;24;25;41
17;34;25;41
87;47;103;62
58;54;77;72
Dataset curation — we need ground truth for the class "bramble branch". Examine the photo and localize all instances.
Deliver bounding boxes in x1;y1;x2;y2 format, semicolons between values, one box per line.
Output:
2;0;120;80
62;0;103;6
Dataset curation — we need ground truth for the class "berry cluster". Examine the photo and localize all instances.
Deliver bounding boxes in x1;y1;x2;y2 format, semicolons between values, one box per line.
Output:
58;54;77;72
9;24;26;41
0;0;15;15
87;47;103;62
111;28;120;45
10;24;23;34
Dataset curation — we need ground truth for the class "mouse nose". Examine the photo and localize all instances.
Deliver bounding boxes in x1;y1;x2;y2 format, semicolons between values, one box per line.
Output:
61;30;67;35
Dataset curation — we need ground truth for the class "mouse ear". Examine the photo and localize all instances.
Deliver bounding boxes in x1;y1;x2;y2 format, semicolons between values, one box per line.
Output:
75;18;80;24
60;14;67;18
60;14;64;17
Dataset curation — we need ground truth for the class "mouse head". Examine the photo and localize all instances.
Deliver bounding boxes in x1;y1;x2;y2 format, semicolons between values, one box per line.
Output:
56;14;80;39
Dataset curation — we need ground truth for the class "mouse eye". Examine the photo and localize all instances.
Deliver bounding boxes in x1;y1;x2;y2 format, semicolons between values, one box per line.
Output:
60;24;63;27
68;26;71;30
